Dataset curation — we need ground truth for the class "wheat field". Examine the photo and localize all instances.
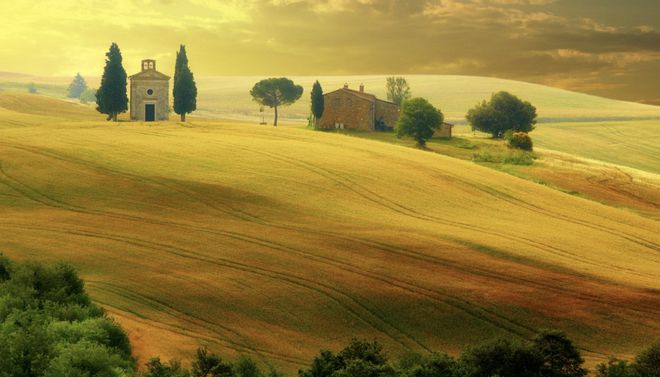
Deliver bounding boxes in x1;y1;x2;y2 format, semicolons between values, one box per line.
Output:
0;92;658;371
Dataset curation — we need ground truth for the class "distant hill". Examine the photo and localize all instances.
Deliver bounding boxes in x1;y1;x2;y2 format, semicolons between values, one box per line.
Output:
0;93;657;371
195;75;660;123
4;72;660;123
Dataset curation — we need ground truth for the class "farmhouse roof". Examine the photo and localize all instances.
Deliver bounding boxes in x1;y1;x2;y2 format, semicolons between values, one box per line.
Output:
326;87;395;105
324;87;375;101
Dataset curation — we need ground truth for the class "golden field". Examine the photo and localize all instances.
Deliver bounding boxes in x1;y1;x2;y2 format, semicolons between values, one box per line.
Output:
0;91;658;371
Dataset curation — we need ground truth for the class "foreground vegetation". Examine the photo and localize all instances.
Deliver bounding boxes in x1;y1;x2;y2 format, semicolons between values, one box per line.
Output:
145;336;660;377
2;257;657;377
0;256;134;376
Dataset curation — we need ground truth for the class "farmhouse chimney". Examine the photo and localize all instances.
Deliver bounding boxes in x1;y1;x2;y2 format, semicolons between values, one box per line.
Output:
343;83;349;89
359;84;364;93
141;59;156;72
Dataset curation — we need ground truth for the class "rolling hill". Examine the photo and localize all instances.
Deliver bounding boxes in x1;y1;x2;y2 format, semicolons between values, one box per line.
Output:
196;75;660;123
532;119;660;174
6;72;660;123
0;92;658;370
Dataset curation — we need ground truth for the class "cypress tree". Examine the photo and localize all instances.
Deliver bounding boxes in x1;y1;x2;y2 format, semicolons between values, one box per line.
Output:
95;43;128;122
173;45;197;122
311;80;324;128
67;73;88;99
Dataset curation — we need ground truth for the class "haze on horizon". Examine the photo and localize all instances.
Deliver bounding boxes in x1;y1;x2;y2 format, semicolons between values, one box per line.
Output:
2;0;660;104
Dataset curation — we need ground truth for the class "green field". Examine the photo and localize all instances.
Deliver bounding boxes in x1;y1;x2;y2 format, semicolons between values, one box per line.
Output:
0;91;658;371
533;120;660;174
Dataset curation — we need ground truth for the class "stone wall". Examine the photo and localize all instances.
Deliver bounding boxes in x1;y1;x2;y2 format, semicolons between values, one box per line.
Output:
318;90;375;131
374;100;400;130
130;79;169;121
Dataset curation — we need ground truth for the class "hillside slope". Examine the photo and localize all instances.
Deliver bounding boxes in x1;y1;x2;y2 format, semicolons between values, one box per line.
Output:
0;93;658;370
532;119;660;174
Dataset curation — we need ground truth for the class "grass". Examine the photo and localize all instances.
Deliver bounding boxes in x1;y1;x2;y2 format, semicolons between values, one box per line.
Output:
533;119;660;174
0;92;658;371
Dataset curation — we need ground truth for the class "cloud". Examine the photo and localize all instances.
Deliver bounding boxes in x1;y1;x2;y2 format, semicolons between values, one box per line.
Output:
0;0;658;103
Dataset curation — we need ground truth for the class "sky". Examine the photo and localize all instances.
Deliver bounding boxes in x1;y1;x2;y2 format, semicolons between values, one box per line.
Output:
2;0;660;104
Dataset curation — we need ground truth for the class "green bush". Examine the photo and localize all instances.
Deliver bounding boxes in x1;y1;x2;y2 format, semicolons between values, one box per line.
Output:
79;88;98;104
634;341;660;377
507;131;533;151
595;358;636;377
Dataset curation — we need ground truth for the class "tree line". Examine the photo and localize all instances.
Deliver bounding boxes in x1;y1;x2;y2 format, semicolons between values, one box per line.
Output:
143;334;659;377
0;257;657;377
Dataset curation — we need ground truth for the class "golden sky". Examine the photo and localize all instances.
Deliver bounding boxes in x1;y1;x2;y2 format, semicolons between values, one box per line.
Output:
2;0;660;103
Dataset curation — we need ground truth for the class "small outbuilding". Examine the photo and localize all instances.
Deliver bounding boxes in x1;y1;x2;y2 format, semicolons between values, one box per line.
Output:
129;60;170;121
434;122;454;138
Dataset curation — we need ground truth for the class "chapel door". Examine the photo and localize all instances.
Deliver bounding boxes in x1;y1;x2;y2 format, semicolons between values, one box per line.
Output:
145;104;155;122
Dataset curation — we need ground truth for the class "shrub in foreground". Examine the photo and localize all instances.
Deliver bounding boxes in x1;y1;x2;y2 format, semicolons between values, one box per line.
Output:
0;256;135;377
2;255;658;377
595;358;636;377
634;341;660;377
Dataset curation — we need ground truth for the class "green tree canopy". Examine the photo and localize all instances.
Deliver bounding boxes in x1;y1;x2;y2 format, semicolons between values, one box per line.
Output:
459;338;543;377
0;257;135;377
173;44;198;122
634;341;660;377
533;330;587;377
396;97;443;147
249;77;303;126
144;357;191;377
299;339;395;377
398;352;458;377
595;358;636;377
67;73;88;99
234;356;263;377
466;91;537;138
386;77;411;107
192;347;234;377
311;80;324;128
96;42;128;122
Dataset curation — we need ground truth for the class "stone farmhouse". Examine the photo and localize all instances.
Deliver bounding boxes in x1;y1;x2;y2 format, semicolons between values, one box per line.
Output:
317;84;400;131
129;60;170;121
